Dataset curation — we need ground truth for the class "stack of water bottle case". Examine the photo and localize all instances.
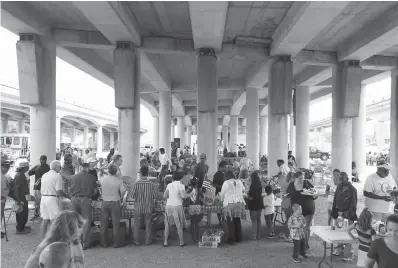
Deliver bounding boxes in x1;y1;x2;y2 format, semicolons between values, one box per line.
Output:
198;229;225;248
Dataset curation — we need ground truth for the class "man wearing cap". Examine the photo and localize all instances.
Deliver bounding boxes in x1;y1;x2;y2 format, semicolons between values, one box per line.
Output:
1;160;11;238
194;153;209;189
364;158;397;221
60;153;75;197
28;155;50;220
69;162;97;249
40;160;66;239
13;161;31;234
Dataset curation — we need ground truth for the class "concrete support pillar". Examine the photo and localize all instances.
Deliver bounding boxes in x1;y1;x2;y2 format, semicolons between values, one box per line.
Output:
197;49;218;176
295;86;310;169
375;121;385;153
222;126;229;149
268;56;292;176
176;116;185;150
186;126;192;151
246;87;260;169
159;92;172;154
390;69;398;180
152;116;159;150
289;116;296;154
171;124;175;142
96;126;103;153
17;34;56;163
352;84;367;174
56;117;61;149
114;42;140;180
110;132;115;149
230;116;239;153
259;116;268;156
332;61;362;174
71;126;76;143
1;117;8;134
83;126;89;149
60;127;64;143
18;119;25;134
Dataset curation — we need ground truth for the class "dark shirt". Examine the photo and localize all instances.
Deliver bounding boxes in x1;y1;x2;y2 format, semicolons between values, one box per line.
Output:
212;171;225;194
14;171;29;202
28;164;50;190
332;182;358;222
286;180;316;216
88;169;98;181
248;186;264;211
394;204;398;215
194;163;208;188
367;238;398;268
69;171;97;198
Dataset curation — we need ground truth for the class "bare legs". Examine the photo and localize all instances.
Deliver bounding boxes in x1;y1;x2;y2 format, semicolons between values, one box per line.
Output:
40;219;50;240
304;214;314;249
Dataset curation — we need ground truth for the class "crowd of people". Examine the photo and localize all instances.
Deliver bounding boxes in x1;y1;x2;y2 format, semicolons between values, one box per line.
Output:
1;146;398;268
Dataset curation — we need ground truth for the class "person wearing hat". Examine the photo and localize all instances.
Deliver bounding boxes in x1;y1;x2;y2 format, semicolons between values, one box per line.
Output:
13;160;31;234
364;158;397;222
28;155;50;220
1;160;12;238
193;153;209;189
60;153;75;197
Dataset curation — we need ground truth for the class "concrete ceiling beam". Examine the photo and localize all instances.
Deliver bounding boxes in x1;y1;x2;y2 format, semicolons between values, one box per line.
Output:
317;70;386;87
185;106;231;118
52;29;113;49
183;99;233;107
293;50;337;66
360;56;398;71
1;110;24;120
337;4;398;61
188;1;228;52
171;93;185;117
60;119;75;128
294;66;332;87
271;1;349;56
172;80;245;92
230;91;246;116
245;59;272;88
222;115;231;127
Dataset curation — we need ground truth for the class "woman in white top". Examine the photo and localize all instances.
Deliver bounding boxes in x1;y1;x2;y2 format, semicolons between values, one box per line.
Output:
163;172;193;247
220;170;246;243
325;169;340;225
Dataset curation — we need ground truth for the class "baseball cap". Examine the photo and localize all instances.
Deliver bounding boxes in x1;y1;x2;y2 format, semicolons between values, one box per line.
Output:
376;158;392;170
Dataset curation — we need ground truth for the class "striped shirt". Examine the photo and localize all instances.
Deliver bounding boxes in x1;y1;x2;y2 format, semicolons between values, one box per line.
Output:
131;178;158;214
355;223;376;252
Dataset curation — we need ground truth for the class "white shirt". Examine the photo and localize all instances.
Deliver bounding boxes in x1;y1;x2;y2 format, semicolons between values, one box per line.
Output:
326;180;337;203
239;158;252;170
364;172;397;213
159;153;169;166
263;193;275;215
41;170;63;196
165;181;186;207
220;179;246;207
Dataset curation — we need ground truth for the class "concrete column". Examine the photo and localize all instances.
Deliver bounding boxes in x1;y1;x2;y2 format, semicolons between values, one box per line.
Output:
71;126;76;143
152;116;159;150
268;56;292;176
83;126;89;149
18;119;25;134
197;48;218;176
159;92;172;154
60;127;64;143
259;116;268;156
1;116;8;134
222;126;229;149
96;126;103;153
289;115;296;154
186;126;192;151
114;42;140;180
176;116;185;150
230;116;239;153
246;87;260;169
171;124;175;142
56;117;61;149
295;86;310;169
332;61;362;174
352;84;367;174
17;34;56;163
375;121;385;153
109;132;115;149
390;69;398;180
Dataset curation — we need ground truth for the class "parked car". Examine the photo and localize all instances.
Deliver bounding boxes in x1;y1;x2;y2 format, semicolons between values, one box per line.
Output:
309;146;330;161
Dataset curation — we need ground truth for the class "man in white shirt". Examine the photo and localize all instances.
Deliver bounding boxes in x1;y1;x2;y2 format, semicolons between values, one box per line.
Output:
364;158;397;222
239;154;253;172
40;160;65;239
158;148;170;192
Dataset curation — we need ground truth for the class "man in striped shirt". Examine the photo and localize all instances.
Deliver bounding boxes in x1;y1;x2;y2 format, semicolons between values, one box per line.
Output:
131;165;158;246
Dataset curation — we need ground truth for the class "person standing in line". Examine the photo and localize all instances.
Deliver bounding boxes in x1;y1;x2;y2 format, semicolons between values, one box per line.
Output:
99;164;126;248
13;161;31;234
247;172;264;240
213;160;227;225
109;154;123;177
158;148;171;192
130;165;158;246
28;155;50;220
60;153;75;197
194;153;209;189
69;162;97;250
325;169;340;225
364;158;396;222
1;160;11;238
288;204;308;263
40;160;66;239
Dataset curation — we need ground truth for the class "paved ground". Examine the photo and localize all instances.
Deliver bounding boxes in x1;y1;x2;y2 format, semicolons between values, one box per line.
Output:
1;166;376;268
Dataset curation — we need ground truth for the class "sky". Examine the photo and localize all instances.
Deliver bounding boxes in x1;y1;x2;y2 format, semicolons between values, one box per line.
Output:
0;27;392;133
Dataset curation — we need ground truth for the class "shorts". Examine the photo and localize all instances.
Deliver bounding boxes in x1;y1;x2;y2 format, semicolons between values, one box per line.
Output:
40;196;61;220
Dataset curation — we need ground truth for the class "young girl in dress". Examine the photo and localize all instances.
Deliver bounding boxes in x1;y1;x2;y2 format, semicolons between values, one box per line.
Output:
347;208;376;267
263;185;275;238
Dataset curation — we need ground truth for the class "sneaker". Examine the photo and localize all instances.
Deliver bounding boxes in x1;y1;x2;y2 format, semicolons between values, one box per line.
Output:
267;234;274;239
16;228;31;234
300;253;309;259
292;257;300;263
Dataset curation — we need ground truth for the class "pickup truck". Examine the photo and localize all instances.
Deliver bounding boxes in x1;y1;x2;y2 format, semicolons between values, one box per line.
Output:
309;146;330;161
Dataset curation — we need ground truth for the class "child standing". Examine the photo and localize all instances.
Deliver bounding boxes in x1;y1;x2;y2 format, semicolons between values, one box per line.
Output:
347;208;376;267
288;204;308;263
188;180;203;243
263;185;275;238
